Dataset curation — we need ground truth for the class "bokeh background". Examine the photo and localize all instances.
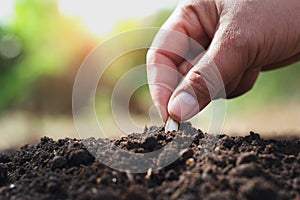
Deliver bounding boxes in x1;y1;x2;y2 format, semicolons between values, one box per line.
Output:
0;0;300;151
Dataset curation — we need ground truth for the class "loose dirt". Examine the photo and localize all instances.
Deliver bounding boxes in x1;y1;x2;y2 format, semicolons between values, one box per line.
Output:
0;122;299;200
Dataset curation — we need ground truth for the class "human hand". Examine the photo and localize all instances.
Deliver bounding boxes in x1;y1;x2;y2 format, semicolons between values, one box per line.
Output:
147;0;300;122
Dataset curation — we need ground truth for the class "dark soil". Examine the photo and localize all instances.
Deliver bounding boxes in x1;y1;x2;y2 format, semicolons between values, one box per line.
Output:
0;122;300;200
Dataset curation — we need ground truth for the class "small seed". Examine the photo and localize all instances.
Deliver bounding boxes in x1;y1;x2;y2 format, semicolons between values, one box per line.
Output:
92;188;97;193
145;168;152;179
112;178;117;183
288;155;295;159
186;158;195;167
165;117;179;133
96;177;101;184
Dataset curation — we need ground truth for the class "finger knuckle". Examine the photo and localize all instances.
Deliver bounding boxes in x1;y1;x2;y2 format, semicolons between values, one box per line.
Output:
187;70;211;100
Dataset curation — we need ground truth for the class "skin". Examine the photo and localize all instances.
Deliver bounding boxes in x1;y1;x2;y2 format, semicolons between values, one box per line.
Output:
147;0;300;122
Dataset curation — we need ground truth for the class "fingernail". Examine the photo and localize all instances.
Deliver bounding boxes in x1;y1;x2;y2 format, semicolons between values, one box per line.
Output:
168;91;198;120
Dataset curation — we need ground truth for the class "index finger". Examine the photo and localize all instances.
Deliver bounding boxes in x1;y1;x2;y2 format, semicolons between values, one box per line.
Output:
146;5;210;122
146;28;189;122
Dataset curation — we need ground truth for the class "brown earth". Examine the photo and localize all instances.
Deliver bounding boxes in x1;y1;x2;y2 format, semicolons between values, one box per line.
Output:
0;122;299;200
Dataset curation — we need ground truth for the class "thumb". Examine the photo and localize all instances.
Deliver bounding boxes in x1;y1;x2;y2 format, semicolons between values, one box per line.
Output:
168;26;248;121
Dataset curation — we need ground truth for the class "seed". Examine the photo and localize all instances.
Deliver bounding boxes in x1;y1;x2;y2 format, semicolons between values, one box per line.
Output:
112;178;117;183
96;177;101;184
145;168;152;179
165;117;179;133
186;158;195;167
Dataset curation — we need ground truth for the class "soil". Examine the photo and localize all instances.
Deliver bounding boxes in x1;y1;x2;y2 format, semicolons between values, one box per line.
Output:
0;122;299;200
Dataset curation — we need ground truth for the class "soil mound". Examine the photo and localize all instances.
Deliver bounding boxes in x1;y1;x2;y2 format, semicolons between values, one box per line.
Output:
0;122;299;200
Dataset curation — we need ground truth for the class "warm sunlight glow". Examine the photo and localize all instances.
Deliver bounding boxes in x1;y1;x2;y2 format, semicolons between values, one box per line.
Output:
0;0;15;24
58;0;178;36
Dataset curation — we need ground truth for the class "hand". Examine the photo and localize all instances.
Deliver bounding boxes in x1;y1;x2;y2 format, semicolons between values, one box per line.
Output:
147;0;300;122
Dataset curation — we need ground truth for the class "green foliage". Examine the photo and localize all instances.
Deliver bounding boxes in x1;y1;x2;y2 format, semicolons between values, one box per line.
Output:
0;0;90;111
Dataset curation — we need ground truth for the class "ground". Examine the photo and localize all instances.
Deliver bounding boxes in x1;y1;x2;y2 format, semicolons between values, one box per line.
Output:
0;122;299;200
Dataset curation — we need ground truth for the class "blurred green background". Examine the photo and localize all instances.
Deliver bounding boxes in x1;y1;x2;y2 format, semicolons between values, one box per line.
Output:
0;0;299;150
